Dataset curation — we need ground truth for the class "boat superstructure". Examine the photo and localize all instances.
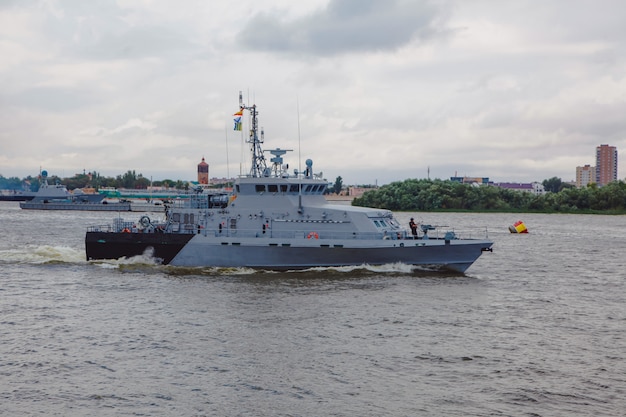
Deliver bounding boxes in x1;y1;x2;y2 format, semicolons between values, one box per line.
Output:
86;95;493;272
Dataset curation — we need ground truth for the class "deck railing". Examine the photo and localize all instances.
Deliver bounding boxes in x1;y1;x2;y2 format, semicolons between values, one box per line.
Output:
87;223;489;241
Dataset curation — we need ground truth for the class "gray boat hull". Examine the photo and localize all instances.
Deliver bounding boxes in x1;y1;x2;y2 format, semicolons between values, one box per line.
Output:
21;201;131;211
169;235;493;273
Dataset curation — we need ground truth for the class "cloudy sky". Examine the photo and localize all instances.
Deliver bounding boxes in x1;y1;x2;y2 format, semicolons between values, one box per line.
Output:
1;0;625;185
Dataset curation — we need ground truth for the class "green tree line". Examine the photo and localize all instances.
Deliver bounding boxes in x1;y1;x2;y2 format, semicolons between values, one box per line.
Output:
352;178;626;213
0;171;192;192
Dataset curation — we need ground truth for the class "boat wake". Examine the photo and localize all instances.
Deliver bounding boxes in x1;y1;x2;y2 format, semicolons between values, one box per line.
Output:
303;263;431;274
297;262;465;277
0;245;161;268
155;262;462;277
0;245;85;265
105;260;460;277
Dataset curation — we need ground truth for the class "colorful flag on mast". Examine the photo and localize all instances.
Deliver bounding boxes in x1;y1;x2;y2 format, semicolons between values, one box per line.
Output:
233;109;243;131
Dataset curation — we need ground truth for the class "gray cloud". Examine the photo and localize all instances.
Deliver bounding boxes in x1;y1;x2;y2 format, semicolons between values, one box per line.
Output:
74;26;195;60
30;1;196;60
236;0;448;55
6;86;99;112
2;0;626;184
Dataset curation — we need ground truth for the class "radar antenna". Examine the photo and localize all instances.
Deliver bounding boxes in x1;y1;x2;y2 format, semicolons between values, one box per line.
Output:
266;148;293;177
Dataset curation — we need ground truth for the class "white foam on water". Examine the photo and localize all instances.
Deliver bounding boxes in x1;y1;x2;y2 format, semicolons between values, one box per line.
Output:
302;262;420;274
0;245;85;264
89;248;162;269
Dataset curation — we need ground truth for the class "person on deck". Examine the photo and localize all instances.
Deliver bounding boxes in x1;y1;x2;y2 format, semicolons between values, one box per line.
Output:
409;218;418;239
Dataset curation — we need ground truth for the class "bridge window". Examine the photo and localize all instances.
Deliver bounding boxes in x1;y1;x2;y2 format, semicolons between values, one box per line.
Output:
182;213;195;224
255;185;266;193
268;184;278;193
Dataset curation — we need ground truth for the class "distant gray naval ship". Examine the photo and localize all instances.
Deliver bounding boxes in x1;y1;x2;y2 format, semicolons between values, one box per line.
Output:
86;95;493;272
19;170;131;211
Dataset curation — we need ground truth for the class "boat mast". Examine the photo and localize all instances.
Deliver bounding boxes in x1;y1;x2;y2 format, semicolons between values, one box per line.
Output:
239;91;267;178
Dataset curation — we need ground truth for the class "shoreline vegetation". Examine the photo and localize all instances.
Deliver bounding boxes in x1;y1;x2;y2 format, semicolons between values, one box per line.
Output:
351;179;626;215
3;172;626;214
0;171;220;193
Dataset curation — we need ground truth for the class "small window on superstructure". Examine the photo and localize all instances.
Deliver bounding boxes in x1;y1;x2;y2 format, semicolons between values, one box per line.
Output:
290;184;299;193
255;184;265;193
268;184;278;193
311;185;320;192
318;185;326;194
373;220;381;227
305;185;313;193
280;185;288;193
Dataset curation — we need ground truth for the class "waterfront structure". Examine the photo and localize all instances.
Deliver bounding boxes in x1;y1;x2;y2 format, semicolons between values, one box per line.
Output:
493;182;545;195
198;157;209;184
450;176;490;185
576;164;595;188
595;144;617;187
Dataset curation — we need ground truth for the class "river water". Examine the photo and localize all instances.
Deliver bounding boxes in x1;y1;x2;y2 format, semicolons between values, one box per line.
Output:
1;201;625;416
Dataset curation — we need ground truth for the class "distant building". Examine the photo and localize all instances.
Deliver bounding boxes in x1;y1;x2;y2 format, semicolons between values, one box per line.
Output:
576;164;595;188
348;186;376;197
210;177;233;186
493;182;545;195
595;144;617;187
197;157;209;185
450;176;490;185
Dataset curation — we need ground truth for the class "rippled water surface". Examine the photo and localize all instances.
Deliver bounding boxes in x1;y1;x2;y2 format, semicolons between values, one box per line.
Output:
1;202;625;416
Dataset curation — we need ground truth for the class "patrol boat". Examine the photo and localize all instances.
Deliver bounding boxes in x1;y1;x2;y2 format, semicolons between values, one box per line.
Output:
85;97;493;272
